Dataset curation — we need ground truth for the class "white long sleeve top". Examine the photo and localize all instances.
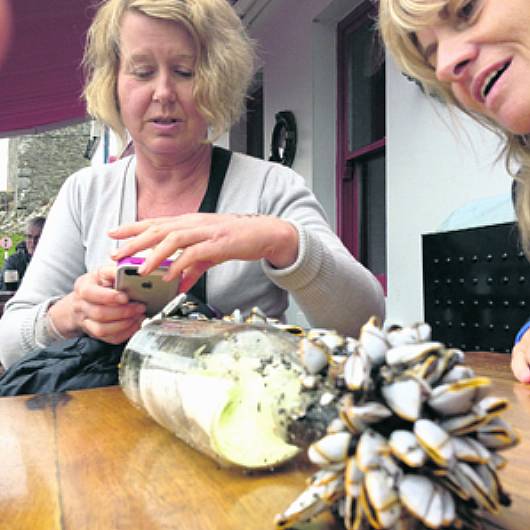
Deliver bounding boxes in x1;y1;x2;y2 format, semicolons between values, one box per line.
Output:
0;152;385;368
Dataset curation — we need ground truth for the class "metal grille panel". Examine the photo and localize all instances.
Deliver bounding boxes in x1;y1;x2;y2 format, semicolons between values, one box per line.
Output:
422;222;530;353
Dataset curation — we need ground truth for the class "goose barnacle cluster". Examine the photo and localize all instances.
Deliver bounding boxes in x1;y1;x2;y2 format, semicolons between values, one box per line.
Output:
275;317;518;530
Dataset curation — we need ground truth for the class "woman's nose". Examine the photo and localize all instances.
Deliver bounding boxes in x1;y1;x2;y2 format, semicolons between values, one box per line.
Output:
152;74;176;104
435;36;477;83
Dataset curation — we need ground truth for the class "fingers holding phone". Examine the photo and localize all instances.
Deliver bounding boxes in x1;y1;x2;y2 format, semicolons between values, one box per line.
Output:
78;267;148;343
48;266;147;344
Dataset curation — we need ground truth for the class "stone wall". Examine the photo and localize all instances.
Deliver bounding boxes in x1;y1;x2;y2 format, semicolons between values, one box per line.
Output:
0;121;91;233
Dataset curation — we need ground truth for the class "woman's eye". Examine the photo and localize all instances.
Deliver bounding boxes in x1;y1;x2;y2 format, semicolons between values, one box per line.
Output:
133;69;154;79
457;0;478;21
175;69;193;78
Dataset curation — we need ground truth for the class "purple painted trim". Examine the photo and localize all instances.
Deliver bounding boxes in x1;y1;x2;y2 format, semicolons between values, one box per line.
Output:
118;256;173;268
336;1;374;251
336;1;387;295
375;273;387;295
346;138;386;161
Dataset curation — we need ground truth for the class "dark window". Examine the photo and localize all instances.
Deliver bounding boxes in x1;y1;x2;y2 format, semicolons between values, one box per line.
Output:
246;76;264;159
337;2;387;291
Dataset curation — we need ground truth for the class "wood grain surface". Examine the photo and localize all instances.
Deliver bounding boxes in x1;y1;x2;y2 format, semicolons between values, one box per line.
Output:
0;351;528;530
465;352;530;530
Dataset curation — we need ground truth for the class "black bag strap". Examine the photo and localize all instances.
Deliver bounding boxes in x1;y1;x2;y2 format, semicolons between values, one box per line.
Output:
188;146;232;304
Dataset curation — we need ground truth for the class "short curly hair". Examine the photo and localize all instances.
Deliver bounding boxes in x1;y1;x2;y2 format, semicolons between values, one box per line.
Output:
83;0;257;146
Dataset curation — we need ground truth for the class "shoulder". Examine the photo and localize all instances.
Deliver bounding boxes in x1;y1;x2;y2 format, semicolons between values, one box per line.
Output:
228;152;306;186
63;157;132;191
219;152;319;217
57;157;133;208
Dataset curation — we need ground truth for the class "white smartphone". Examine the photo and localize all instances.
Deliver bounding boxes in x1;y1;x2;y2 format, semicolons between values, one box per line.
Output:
115;252;181;317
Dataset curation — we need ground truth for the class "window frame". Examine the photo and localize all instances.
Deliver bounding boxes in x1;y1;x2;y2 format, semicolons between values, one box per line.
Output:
336;1;387;292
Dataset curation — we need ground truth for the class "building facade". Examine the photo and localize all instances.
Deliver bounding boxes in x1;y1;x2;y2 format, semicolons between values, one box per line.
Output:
0;121;90;233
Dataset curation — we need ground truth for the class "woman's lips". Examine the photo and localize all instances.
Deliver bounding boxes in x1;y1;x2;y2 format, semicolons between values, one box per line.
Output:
473;60;512;103
150;118;183;131
152;117;180;124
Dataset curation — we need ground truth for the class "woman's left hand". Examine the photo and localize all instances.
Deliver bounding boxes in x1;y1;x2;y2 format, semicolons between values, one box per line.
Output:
109;213;299;292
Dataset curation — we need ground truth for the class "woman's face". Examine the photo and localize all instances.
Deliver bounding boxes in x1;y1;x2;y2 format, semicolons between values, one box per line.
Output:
117;11;208;160
416;0;530;135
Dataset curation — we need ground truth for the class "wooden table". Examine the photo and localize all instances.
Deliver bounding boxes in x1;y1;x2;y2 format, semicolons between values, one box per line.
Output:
463;352;530;530
0;351;528;530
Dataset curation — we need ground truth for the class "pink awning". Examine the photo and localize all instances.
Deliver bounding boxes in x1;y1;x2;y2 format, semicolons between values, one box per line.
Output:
0;0;94;137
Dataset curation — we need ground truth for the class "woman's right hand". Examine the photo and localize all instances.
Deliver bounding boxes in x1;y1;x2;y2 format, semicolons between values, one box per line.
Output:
48;266;147;344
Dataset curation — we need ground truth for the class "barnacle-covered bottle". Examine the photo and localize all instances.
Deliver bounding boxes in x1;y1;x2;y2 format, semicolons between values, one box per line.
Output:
119;317;318;470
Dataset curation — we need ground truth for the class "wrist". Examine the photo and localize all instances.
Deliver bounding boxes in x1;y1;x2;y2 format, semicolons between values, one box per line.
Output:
48;294;81;339
266;220;299;269
35;297;67;348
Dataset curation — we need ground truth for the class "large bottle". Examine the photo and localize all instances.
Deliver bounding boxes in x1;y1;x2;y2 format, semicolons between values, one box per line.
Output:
119;317;320;470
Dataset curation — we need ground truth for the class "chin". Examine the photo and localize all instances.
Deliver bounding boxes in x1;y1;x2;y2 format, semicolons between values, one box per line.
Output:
496;107;530;136
151;145;180;155
503;124;530;137
146;140;181;154
511;125;530;136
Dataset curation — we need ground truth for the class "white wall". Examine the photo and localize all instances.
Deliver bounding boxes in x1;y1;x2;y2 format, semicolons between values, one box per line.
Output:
247;0;360;326
245;0;513;328
385;60;511;325
0;138;8;191
246;0;362;224
250;2;317;188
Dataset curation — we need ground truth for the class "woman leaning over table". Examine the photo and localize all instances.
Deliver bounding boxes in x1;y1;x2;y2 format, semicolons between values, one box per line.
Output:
0;0;384;369
378;0;530;382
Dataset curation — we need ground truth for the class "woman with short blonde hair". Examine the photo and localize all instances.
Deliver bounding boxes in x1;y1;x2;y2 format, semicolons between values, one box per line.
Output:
84;0;256;144
0;0;384;373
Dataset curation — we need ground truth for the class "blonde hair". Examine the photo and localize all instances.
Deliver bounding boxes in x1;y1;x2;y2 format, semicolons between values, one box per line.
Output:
83;0;256;146
378;0;530;254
